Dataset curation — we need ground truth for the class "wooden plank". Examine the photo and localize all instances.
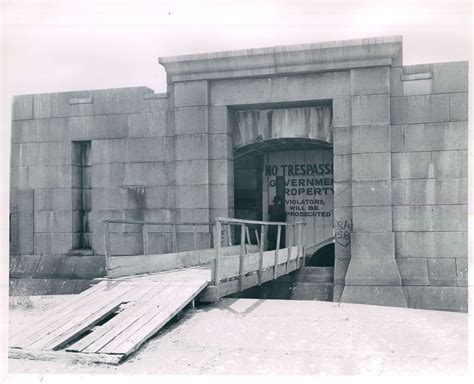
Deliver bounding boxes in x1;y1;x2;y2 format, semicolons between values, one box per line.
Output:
79;283;175;353
286;226;294;274
199;259;300;302
107;245;258;278
9;348;123;365
216;217;304;227
26;282;139;351
66;282;170;353
107;281;208;357
273;225;281;280
239;224;245;292
10;280;113;347
258;225;266;285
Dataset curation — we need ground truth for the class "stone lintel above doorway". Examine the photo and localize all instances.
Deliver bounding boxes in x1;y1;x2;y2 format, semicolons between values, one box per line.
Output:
159;36;403;83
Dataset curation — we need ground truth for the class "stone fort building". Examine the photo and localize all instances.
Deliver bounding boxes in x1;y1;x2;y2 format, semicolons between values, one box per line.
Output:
9;36;468;312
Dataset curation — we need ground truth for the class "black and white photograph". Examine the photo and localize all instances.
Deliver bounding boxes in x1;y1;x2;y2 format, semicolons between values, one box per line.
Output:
1;0;472;379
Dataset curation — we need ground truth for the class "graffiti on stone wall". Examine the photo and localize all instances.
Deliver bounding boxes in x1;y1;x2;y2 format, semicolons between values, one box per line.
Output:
335;219;352;247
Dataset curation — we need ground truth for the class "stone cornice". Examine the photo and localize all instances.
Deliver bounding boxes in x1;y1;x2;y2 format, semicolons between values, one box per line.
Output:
159;36;403;83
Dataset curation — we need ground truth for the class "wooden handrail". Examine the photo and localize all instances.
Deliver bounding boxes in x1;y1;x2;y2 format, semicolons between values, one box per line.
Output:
214;217;304;226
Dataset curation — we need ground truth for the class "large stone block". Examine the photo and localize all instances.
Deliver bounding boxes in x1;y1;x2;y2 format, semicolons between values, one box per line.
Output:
175;134;209;160
54;188;78;211
352;180;391;206
432;61;468;94
128;137;169;163
402;178;467;205
351;94;390;125
291;282;333;301
209;106;230;134
130;112;168;138
10;189;34;213
408;121;467;152
10;167;29;189
392;205;432;232
16;214;34;255
456;258;468;287
391;94;449;124
333;98;351;128
105;114;128;139
209;160;233;185
431;205;467;232
390;66;403;97
175;106;208;134
334;154;351;182
176;208;210;224
174;81;208;107
209;134;232;160
175;160;209;185
69;115;108;140
351;124;390;153
210;71;350;106
396;257;429;285
32;189;52;211
352;153;391;180
144;93;168;112
142;186;170;209
175;185;209;209
123;162;167;186
34;211;73;233
209;184;234;209
88;87;150;115
12;95;34;120
351;66;390;95
344;257;402;285
402;79;432;96
11;142;73;167
406;286;467;312
333;181;352;207
92;164;124;187
34;233;73;255
390;125;405;152
449;92;468;121
352;206;392;232
391;152;430;179
332;127;352;155
28;165;77;189
341;285;407;308
108;232;143;256
427;258;456;286
9;255;41;277
33;92;71;119
91;139;127;164
404;231;467;259
351;232;394;258
334;257;350;285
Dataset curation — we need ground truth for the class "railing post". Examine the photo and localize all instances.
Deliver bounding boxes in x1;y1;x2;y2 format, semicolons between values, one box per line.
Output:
214;220;222;299
286;223;293;274
273;224;281;280
227;224;232;246
302;222;307;267
193;224;199;264
172;224;177;253
297;223;303;268
142;224;148;256
258;224;266;286
104;221;111;277
254;228;260;247
245;226;251;245
239;224;246;292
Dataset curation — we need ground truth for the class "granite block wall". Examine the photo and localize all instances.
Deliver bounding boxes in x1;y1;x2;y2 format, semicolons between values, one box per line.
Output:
10;87;174;292
390;61;468;312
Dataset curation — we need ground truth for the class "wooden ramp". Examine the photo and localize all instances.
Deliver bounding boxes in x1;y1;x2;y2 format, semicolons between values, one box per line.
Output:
9;270;210;365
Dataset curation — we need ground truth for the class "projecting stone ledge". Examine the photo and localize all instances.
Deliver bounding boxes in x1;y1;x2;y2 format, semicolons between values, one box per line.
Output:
159;36;403;82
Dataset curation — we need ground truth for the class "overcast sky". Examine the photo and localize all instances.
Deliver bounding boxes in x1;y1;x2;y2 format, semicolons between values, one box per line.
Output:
0;0;472;246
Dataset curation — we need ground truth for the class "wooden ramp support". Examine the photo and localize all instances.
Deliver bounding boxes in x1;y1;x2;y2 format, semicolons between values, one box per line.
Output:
9;277;209;365
199;217;306;302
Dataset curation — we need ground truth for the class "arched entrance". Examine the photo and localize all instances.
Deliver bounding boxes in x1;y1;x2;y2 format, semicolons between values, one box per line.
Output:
232;105;335;268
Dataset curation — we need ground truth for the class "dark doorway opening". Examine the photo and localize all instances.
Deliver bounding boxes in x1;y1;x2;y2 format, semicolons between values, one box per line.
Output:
307;244;335;267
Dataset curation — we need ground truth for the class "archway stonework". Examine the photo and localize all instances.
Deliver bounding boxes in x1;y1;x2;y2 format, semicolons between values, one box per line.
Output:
160;36;407;307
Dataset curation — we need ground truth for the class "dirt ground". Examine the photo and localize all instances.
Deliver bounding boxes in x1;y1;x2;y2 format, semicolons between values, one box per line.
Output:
6;294;469;375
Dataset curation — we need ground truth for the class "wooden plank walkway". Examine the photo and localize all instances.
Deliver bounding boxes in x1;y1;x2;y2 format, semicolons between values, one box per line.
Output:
9;269;210;365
